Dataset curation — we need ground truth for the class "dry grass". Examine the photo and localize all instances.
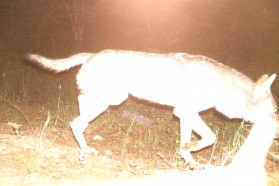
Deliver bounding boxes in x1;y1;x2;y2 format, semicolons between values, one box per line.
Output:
0;92;278;185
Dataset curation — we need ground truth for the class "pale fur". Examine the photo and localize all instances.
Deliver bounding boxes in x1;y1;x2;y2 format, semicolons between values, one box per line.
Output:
25;49;279;163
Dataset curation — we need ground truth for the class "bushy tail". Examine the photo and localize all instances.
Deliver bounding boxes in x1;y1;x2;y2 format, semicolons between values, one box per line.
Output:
24;53;94;72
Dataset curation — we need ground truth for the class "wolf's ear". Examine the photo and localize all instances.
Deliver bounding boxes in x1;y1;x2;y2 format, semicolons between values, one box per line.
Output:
255;74;276;88
253;74;276;102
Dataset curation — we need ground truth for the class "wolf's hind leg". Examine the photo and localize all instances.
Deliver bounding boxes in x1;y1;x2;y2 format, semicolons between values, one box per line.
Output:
70;115;101;161
70;94;109;161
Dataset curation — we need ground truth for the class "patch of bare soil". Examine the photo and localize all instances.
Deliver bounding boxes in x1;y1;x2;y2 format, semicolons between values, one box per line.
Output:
0;133;137;185
0;119;170;186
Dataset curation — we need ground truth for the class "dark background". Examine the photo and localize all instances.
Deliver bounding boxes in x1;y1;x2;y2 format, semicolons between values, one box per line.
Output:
0;0;278;105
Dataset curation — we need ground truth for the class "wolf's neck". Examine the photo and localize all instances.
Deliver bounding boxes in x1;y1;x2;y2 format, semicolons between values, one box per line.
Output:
232;118;276;169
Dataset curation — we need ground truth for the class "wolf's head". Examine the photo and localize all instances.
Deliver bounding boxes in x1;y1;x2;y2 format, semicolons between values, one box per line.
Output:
247;74;279;138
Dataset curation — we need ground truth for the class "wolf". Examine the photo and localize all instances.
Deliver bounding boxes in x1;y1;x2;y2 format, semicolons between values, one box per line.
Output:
25;49;279;163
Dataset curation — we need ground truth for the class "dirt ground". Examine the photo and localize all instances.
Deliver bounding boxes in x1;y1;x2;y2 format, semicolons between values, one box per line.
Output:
0;101;278;186
0;102;181;185
0;122;156;185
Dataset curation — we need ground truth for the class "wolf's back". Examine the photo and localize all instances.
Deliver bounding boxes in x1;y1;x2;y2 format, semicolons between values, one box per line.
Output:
25;53;93;72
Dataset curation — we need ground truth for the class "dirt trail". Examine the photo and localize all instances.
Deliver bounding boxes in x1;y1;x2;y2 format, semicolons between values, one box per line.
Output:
0;133;132;185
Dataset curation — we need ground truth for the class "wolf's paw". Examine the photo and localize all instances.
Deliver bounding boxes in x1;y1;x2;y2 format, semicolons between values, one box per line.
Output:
180;150;195;164
180;151;213;170
79;147;99;162
183;140;213;152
